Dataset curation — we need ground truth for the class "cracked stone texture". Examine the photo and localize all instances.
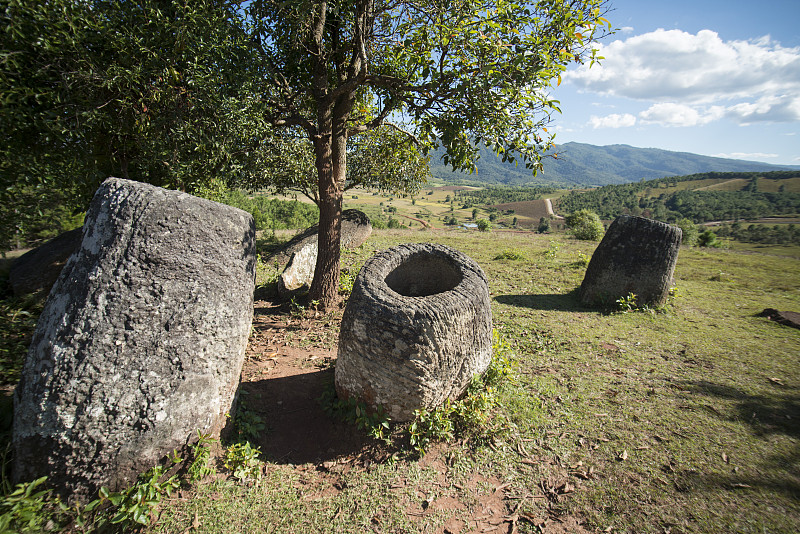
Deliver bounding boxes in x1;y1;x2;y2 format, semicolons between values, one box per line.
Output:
12;178;256;500
336;243;492;422
580;215;682;307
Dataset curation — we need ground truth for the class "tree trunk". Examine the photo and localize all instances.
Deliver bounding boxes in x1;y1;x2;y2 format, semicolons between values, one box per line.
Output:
308;128;346;308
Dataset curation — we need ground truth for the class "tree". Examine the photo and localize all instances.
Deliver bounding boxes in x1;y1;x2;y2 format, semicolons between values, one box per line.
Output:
476;219;491;232
565;209;604;241
1;0;267;250
246;0;609;306
676;218;698;247
537;216;551;233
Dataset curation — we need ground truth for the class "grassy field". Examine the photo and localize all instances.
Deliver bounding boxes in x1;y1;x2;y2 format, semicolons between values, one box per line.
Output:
1;224;798;533
145;228;799;534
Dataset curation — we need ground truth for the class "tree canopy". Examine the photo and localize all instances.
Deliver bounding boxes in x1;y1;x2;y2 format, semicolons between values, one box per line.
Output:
246;0;610;305
0;0;270;250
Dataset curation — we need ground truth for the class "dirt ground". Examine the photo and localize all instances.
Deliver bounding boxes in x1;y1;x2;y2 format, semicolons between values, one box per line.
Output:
238;298;591;534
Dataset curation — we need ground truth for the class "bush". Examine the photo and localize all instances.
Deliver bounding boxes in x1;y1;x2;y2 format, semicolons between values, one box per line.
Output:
698;229;722;248
537;217;551;233
676;218;698;246
476;219;491;232
565;209;604;241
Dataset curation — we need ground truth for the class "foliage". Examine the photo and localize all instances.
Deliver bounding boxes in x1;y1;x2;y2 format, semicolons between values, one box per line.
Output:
714;222;800;245
537;216;552;233
0;295;42;385
455;185;558;207
187;433;216;484
232;391;267;442
615;292;638;313
99;466;181;527
0;0;270;251
245;0;609;306
493;249;526;261
557;171;800;224
544;240;560;259
676;218;699;246
0;477;57;533
210;189;320;232
320;385;392;443
476;219;492;232
565;209;604;241
697;229;723;248
223;442;263;483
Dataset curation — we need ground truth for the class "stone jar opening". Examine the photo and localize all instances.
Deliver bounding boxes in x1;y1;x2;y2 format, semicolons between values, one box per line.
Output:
384;252;463;297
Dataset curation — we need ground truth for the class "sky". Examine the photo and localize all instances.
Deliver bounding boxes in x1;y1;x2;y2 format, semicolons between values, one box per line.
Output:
551;0;800;165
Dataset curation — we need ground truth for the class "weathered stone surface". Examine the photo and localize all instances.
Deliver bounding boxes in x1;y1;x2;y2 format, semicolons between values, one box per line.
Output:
8;227;82;297
13;177;256;500
277;242;318;297
266;209;371;267
336;243;492;422
580;215;682;307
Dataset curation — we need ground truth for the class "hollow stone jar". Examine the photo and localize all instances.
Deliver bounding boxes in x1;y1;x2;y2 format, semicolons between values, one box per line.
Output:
336;243;492;421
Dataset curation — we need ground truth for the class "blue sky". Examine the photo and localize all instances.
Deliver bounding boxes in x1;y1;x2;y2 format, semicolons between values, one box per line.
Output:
551;0;800;165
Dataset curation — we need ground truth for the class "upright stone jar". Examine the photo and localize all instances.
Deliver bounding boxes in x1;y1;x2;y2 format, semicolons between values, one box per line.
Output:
336;243;492;422
580;215;682;307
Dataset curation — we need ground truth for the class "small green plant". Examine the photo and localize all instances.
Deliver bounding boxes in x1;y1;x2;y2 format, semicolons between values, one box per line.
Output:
339;267;357;295
224;442;262;483
544;241;560;259
319;386;391;443
493;249;526;261
233;391;266;442
289;297;306;317
571;252;591;268
408;405;454;455
102;466;180;527
187;431;216;483
615;292;638;313
0;477;57;533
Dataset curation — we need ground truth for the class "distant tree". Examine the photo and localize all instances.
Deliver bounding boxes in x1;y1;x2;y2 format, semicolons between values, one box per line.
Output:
472;208;479;220
698;229;721;247
565;210;604;241
476;219;491;232
537;216;551;233
676;218;699;247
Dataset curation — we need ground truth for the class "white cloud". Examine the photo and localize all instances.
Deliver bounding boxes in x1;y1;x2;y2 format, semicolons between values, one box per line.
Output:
712;152;780;160
589;113;636;128
638;103;724;127
565;29;800;125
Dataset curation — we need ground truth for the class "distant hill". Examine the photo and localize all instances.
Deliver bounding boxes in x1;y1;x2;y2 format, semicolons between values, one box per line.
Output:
429;142;800;188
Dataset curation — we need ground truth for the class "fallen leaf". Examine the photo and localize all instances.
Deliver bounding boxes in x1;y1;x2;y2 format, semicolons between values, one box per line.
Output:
618;450;628;461
768;377;784;386
192;511;200;530
731;483;752;489
722;453;729;463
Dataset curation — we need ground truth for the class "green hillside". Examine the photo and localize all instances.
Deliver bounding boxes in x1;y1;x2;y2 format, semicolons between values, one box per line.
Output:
429;142;800;187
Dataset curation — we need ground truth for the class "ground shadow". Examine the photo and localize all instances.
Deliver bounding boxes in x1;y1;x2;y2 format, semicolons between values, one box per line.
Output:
674;379;800;498
494;288;584;312
236;370;383;466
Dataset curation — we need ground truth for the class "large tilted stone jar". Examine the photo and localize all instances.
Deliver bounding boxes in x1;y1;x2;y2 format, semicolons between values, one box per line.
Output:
13;178;256;501
580;215;682;307
336;243;492;422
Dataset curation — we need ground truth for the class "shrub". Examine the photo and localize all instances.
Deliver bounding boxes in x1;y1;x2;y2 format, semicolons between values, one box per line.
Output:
476;219;491;232
676;218;699;246
565;209;604;241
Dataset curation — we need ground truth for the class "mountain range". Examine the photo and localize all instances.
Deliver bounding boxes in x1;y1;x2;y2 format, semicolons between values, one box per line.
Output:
428;142;800;188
